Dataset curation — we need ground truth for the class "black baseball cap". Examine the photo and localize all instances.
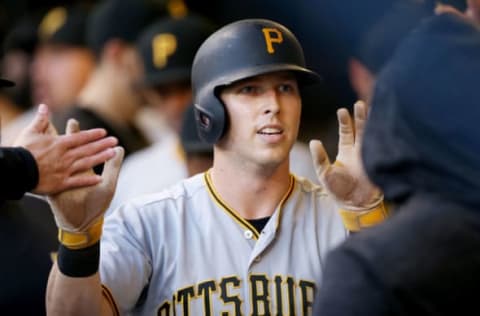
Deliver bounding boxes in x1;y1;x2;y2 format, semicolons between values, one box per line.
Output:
38;5;90;47
0;78;15;87
87;0;160;57
136;14;216;87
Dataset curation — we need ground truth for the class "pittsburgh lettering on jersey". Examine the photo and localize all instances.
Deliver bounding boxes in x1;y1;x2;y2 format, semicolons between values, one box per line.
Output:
156;274;315;316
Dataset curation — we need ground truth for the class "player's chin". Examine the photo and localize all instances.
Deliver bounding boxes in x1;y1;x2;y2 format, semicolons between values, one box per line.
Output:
256;147;290;166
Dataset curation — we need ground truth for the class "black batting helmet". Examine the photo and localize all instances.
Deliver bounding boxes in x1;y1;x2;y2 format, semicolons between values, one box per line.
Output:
192;18;321;144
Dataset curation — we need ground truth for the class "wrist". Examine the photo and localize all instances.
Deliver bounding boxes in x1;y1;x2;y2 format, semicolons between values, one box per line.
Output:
57;242;100;277
338;196;388;232
338;192;384;212
58;217;104;250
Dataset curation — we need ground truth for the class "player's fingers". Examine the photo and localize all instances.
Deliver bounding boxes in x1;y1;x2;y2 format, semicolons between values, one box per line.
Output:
337;108;354;148
354;100;368;148
309;140;331;181
68;136;118;160
65;118;80;135
60;127;108;149
99;146;125;194
61;173;103;192
70;147;117;174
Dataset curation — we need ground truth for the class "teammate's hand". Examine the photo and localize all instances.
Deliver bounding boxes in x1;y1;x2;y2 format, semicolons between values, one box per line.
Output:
310;100;382;209
13;104;118;195
47;119;124;232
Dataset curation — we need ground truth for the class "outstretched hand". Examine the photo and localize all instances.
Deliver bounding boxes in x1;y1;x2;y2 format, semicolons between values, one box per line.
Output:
47;119;125;232
310;100;382;209
13;104;118;195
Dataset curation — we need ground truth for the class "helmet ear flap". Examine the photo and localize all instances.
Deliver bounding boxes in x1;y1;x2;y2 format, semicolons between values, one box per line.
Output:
194;96;226;144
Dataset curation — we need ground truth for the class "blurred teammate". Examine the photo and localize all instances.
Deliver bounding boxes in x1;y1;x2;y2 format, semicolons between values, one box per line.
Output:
53;0;158;163
108;14;215;212
31;5;95;113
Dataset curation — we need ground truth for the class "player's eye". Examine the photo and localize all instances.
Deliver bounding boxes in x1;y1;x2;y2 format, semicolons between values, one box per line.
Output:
238;85;260;94
278;82;297;94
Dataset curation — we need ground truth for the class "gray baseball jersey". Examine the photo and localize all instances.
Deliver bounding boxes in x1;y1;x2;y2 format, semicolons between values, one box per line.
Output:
101;171;348;315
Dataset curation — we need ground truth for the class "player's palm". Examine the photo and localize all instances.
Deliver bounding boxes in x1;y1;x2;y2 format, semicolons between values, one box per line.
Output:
47;120;124;231
310;101;381;208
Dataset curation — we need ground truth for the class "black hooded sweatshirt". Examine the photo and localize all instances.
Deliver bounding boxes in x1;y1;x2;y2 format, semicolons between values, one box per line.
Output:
317;14;480;315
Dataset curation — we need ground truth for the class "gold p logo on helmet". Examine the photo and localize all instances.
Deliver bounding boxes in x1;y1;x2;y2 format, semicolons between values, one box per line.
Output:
152;33;177;68
262;27;283;54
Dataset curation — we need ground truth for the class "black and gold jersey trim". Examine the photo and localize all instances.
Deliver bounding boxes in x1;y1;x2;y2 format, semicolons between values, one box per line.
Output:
204;170;295;239
275;174;295;229
205;171;261;239
102;284;120;316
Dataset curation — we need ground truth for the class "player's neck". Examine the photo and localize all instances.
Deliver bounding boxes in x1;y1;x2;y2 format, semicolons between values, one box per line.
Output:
210;157;291;220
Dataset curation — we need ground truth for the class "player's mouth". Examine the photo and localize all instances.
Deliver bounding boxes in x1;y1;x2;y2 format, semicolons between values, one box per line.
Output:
257;124;285;143
257;126;283;135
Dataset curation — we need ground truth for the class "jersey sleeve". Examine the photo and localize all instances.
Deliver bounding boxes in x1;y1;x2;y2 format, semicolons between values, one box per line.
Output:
100;202;153;312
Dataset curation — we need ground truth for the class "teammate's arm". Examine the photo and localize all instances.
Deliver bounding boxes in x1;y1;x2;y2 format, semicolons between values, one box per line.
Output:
310;100;387;231
45;119;124;315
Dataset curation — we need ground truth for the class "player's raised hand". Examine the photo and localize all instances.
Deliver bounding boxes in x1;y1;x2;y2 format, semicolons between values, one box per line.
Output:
47;119;124;232
13;104;119;195
310;100;382;209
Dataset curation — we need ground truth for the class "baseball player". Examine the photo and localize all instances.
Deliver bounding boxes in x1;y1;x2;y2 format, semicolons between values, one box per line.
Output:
45;19;386;315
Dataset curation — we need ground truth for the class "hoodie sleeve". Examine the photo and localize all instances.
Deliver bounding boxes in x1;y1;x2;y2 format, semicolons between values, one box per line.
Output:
0;147;39;200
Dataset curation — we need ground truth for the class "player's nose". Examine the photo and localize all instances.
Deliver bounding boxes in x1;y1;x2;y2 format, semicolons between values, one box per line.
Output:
262;89;281;115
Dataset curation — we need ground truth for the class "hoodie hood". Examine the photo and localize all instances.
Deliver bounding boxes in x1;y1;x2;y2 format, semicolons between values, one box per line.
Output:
362;13;480;207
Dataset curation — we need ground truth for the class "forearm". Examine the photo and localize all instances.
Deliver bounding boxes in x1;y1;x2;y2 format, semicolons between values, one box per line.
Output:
47;262;114;316
47;222;118;316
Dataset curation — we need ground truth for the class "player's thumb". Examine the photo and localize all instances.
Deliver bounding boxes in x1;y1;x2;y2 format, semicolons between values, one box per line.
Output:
28;104;50;133
65;118;80;135
309;139;331;181
99;146;125;194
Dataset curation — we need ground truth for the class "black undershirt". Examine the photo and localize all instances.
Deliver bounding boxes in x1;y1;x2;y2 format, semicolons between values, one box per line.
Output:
246;216;271;234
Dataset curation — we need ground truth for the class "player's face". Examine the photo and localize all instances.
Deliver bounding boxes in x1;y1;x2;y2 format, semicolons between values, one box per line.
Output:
219;71;301;168
31;44;94;112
